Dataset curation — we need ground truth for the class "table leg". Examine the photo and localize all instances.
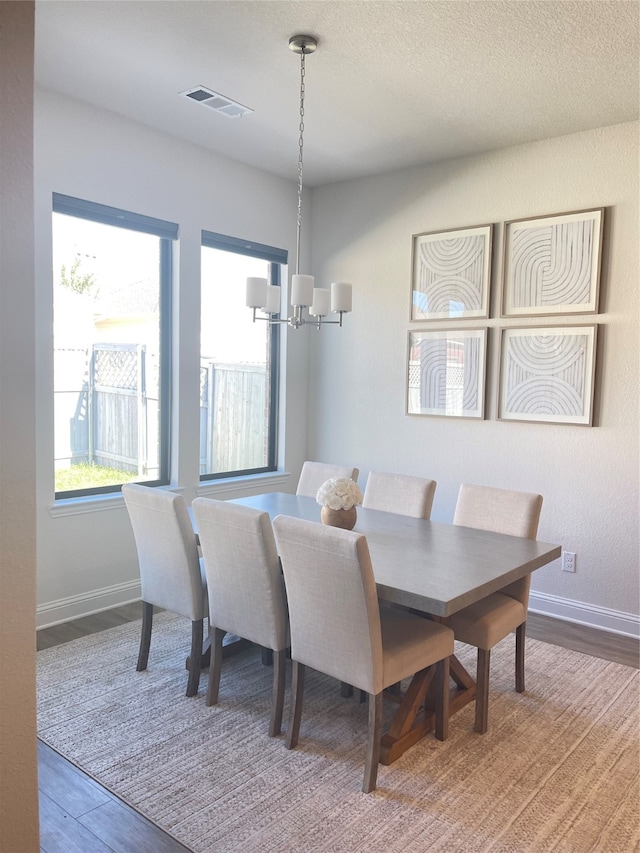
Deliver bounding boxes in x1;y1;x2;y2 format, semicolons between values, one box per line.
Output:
186;631;252;671
379;654;476;765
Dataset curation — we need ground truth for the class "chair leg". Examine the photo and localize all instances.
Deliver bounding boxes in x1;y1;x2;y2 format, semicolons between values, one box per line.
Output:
269;648;287;737
136;601;153;671
475;648;491;734
340;681;354;698
362;692;382;794
206;627;226;706
515;622;526;693
434;656;450;742
286;660;305;750
186;618;204;697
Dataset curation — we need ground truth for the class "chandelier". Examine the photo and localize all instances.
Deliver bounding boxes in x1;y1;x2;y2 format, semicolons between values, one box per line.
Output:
246;34;353;330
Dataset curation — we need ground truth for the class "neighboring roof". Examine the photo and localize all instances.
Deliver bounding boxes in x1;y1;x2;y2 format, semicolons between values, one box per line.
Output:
93;277;159;318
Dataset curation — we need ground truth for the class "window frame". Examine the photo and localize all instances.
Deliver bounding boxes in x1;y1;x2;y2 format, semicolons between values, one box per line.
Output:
52;193;177;499
199;229;286;481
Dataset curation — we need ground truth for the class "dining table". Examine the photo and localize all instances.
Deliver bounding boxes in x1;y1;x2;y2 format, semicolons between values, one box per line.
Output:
194;491;561;764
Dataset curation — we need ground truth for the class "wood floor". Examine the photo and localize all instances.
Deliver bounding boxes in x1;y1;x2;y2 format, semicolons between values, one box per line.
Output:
36;605;639;853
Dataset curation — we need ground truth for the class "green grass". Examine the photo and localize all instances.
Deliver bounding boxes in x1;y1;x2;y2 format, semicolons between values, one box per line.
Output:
55;462;139;493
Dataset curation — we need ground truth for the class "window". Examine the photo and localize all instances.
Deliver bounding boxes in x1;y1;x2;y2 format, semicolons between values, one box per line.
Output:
200;231;284;479
52;194;176;497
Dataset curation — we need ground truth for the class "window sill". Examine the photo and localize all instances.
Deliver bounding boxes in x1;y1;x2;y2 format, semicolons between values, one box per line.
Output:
196;471;290;499
49;471;292;518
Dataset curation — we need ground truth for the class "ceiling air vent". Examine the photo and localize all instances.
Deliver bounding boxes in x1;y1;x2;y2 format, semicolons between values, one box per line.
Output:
179;86;253;118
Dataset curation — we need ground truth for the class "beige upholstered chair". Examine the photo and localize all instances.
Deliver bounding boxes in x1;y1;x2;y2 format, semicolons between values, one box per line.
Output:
273;516;454;793
192;498;289;736
448;483;543;734
362;471;436;518
121;483;207;697
295;461;359;498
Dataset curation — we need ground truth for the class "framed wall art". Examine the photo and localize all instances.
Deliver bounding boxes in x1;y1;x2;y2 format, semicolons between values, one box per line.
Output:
497;325;597;425
501;208;604;317
411;224;492;321
407;328;487;419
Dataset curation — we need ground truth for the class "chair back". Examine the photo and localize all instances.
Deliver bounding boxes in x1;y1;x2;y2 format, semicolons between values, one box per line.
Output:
121;483;204;620
453;483;543;605
192;498;288;652
296;461;359;498
362;471;436;518
273;515;383;695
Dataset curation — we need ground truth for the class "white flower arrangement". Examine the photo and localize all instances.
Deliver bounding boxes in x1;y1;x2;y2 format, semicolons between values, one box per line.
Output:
315;477;363;511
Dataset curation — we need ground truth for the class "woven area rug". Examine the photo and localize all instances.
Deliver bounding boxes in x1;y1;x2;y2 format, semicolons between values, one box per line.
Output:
37;612;639;853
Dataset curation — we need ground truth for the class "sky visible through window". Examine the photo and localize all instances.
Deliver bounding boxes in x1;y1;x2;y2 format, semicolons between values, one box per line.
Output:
53;213;272;365
53;213;160;349
201;246;270;365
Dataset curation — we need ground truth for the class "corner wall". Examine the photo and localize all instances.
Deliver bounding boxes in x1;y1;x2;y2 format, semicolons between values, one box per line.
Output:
0;2;40;849
309;122;639;634
34;90;311;623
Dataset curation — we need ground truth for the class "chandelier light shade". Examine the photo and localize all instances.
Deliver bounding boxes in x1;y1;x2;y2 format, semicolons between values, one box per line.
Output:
246;34;353;330
246;277;267;308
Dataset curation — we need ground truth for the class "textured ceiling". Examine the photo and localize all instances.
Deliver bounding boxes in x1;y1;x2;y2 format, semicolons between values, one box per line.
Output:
35;0;639;187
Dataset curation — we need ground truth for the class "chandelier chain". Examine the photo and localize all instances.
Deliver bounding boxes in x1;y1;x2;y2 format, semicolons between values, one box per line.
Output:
246;35;350;330
295;50;306;275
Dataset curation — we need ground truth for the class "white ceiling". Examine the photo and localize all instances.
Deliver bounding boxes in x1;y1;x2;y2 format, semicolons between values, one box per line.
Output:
35;0;639;187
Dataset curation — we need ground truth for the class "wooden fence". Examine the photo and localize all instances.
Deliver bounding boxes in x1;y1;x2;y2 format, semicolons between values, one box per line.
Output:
54;344;267;476
199;360;268;474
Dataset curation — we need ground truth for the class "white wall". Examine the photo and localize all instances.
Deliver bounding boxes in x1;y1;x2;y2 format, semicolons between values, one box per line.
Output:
0;2;40;848
34;88;638;636
34;90;311;624
309;122;639;635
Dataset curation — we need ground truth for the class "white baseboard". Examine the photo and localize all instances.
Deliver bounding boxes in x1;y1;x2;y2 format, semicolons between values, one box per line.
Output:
36;580;141;629
37;581;639;639
529;590;640;639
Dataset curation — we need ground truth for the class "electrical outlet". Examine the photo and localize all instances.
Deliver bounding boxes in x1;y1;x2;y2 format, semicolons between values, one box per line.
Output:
562;551;576;573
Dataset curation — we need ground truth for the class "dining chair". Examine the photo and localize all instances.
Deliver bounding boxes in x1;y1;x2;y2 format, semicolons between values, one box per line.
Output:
192;498;289;736
362;471;437;519
121;483;208;697
360;471;437;696
447;483;543;734
295;461;359;498
273;515;454;793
